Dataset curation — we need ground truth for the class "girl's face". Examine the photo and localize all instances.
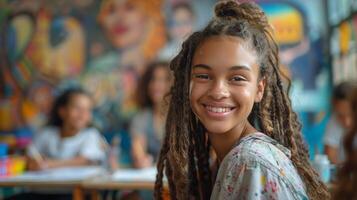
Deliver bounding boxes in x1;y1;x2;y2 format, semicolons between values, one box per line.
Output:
149;66;171;106
100;0;147;48
59;94;93;131
334;99;353;130
190;36;265;135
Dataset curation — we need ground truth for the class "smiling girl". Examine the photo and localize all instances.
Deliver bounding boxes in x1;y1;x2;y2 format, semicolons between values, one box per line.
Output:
154;1;329;199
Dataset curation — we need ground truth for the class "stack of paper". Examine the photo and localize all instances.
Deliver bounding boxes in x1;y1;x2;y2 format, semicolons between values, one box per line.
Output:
0;166;104;182
112;167;157;182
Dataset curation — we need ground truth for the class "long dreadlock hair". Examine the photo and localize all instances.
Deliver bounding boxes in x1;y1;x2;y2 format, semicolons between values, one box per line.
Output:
155;1;330;199
334;87;357;200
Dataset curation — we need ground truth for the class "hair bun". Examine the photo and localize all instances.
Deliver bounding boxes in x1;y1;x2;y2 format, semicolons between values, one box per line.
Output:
215;1;240;18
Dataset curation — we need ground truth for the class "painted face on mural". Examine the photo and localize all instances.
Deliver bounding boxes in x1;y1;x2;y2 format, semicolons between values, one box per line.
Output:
99;0;148;48
169;4;195;41
26;13;85;79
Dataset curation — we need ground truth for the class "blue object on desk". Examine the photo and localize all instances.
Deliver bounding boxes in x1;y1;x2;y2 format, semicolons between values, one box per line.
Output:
0;143;8;157
14;127;33;138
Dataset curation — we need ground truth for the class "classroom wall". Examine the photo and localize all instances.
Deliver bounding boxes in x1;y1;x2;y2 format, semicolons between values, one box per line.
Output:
258;0;332;156
0;0;216;151
0;0;331;156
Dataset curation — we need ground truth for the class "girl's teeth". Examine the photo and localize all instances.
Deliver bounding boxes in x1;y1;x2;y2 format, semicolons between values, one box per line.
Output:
207;106;231;113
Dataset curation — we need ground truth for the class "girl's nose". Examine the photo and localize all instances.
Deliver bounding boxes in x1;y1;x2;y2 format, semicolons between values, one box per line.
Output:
208;80;230;100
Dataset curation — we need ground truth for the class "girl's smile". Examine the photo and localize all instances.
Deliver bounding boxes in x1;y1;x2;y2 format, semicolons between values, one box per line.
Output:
190;36;265;135
202;103;236;120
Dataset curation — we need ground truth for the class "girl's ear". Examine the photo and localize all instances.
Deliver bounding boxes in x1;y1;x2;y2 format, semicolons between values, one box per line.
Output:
255;77;266;102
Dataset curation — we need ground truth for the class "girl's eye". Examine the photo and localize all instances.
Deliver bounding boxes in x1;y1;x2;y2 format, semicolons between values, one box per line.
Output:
231;76;246;82
194;74;210;80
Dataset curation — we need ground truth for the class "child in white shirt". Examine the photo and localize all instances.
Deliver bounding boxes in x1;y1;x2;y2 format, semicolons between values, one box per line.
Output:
27;88;105;170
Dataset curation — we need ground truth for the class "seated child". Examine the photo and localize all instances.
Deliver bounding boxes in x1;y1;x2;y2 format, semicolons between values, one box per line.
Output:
334;86;357;199
27;88;105;170
324;81;357;164
130;61;172;168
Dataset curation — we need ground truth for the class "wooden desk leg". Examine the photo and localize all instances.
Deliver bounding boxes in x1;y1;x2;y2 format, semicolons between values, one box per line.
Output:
90;189;100;200
163;188;170;200
73;186;84;200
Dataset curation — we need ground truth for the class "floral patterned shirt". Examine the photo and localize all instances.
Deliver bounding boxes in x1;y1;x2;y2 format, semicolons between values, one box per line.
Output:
211;132;308;200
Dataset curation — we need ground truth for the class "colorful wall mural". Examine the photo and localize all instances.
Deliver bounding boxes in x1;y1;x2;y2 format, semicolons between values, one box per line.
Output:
0;0;216;152
259;0;330;156
0;0;330;157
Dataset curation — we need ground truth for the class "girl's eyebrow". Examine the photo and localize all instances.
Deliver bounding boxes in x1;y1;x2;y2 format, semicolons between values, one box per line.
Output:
192;64;251;71
229;65;251;71
192;64;211;70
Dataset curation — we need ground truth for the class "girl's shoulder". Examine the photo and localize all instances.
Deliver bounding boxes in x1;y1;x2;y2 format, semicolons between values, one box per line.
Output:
214;133;308;199
78;127;102;137
232;132;291;162
223;132;297;177
132;108;153;123
65;128;103;143
37;126;60;137
136;108;152;117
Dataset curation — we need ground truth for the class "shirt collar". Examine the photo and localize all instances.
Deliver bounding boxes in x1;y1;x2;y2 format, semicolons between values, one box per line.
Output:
239;132;292;158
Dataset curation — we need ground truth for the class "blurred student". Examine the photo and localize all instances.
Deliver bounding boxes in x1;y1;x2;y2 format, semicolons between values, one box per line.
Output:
334;86;357;199
324;81;357;164
27;88;105;170
130;62;172;168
